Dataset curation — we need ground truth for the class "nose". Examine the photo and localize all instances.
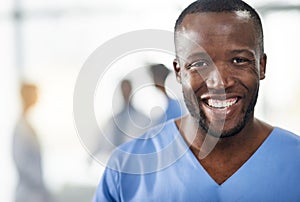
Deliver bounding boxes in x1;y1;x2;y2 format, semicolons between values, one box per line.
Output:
205;64;235;90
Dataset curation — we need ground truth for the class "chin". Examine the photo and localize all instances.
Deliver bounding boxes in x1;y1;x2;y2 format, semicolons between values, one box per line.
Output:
199;109;253;138
206;125;245;138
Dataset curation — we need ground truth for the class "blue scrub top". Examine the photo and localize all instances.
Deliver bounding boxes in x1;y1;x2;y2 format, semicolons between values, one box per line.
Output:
93;120;300;202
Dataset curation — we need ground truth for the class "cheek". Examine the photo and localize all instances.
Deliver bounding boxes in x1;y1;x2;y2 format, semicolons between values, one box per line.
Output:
250;65;260;78
233;64;261;88
237;75;260;100
182;84;198;105
182;83;193;97
181;71;206;93
244;61;261;78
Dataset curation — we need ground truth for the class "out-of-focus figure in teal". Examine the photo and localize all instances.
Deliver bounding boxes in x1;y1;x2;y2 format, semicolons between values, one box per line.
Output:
93;79;151;157
149;64;185;123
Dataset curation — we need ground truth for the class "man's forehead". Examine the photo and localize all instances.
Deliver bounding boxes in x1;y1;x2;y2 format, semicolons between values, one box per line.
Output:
174;11;258;60
177;11;252;32
175;11;256;47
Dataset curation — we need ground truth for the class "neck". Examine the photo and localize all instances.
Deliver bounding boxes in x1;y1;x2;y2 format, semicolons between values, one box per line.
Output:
175;115;272;160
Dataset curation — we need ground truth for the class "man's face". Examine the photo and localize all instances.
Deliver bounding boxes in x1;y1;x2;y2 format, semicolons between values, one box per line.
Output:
173;12;266;138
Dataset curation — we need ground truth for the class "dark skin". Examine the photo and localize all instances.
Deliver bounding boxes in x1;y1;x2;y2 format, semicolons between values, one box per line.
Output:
173;12;273;185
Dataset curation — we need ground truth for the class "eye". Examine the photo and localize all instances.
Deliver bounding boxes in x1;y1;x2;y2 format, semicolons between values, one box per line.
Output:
188;60;209;69
232;57;250;65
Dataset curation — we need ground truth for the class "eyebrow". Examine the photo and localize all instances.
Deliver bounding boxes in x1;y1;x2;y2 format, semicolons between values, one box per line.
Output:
230;49;255;57
180;49;256;62
185;52;210;60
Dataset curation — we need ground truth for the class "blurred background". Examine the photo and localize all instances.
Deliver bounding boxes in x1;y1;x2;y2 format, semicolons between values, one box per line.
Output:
1;0;300;201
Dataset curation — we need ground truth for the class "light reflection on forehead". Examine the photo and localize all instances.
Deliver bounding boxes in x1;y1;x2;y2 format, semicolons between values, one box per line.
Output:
235;10;251;20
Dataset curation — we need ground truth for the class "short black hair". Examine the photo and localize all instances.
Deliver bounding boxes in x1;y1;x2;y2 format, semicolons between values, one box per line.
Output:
174;0;264;53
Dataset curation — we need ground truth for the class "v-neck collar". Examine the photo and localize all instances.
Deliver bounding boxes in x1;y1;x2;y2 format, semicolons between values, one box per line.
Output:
170;120;278;187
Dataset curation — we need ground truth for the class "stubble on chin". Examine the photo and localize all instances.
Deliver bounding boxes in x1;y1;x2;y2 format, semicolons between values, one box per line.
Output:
183;88;259;139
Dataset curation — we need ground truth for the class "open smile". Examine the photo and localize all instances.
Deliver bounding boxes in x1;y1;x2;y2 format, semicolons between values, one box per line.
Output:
200;94;242;118
204;97;240;110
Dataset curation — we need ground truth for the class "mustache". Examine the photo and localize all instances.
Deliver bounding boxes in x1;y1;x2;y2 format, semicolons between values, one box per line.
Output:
194;87;242;100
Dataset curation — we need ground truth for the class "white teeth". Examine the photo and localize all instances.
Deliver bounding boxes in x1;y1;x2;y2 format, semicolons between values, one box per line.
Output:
207;98;238;109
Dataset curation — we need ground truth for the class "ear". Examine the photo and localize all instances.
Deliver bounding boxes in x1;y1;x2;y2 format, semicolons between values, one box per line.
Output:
173;58;182;83
259;53;267;80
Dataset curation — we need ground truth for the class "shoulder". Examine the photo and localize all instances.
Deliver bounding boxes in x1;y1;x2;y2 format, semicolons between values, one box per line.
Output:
106;120;185;174
261;128;300;195
119;120;179;153
269;127;300;157
272;127;300;144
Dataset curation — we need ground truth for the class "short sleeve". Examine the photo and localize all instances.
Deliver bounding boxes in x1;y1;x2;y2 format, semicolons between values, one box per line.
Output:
92;168;119;202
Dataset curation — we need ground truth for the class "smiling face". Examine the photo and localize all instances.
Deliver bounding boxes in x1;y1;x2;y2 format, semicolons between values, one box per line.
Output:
174;12;266;138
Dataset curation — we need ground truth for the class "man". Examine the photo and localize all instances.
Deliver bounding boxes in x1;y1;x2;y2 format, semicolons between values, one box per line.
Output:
93;0;300;201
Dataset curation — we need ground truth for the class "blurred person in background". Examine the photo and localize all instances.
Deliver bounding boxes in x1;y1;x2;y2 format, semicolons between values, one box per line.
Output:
12;83;53;202
149;64;185;123
92;79;151;158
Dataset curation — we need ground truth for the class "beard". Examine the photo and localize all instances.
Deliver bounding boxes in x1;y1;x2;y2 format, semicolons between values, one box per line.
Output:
183;87;259;138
